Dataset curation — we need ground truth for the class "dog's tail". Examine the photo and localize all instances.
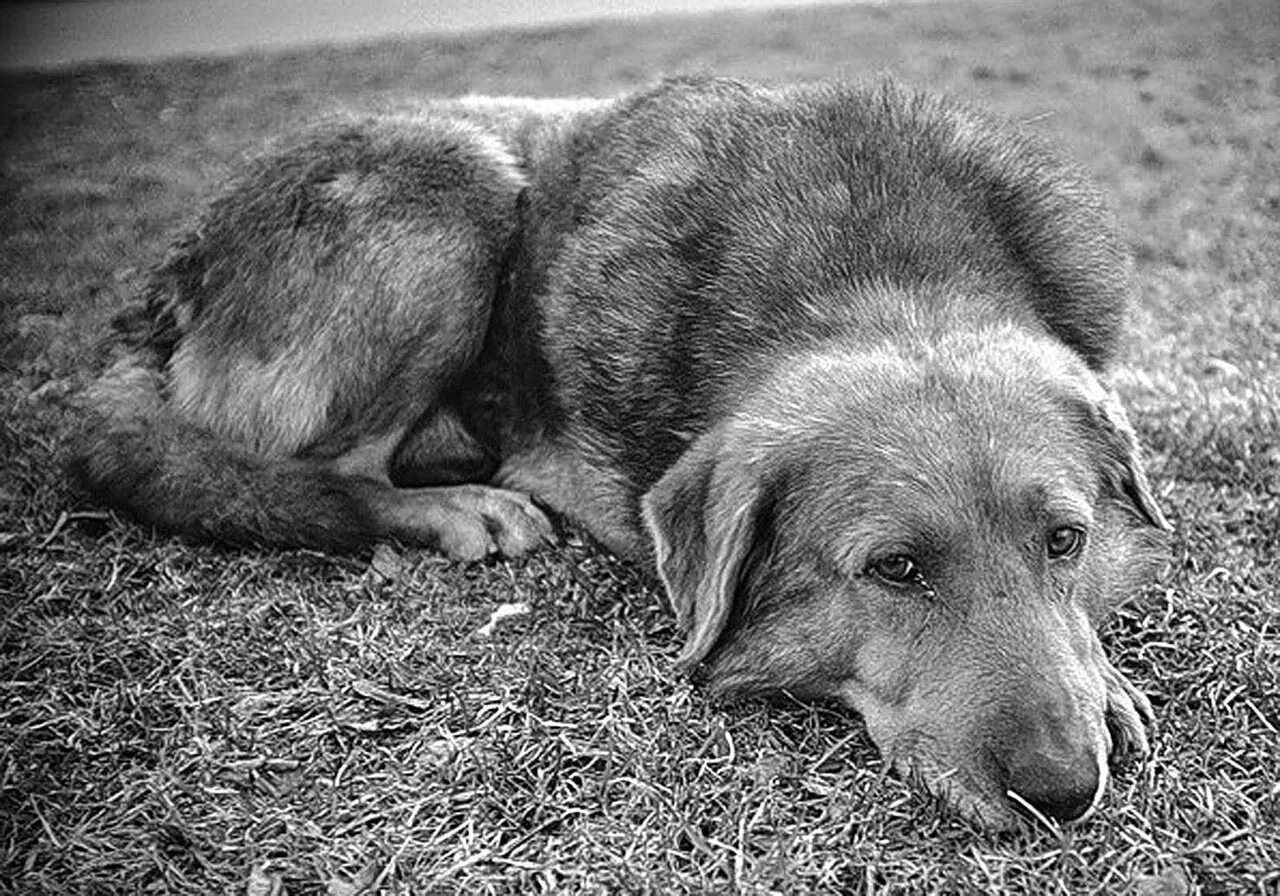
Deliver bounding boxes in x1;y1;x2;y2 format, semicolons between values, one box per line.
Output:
67;353;378;551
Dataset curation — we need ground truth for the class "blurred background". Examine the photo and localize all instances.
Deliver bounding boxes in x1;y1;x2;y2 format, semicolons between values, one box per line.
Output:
1;0;897;70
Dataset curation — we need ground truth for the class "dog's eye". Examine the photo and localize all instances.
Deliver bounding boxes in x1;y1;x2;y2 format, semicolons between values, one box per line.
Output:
1046;526;1085;559
867;553;922;585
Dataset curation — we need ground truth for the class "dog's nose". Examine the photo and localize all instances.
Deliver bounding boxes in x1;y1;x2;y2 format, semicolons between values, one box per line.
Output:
1005;750;1101;823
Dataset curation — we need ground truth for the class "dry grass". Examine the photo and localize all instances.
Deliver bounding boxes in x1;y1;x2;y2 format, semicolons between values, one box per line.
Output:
2;0;1277;892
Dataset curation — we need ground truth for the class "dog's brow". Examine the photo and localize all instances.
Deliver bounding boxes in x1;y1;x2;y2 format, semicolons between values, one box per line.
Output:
1026;483;1094;524
827;510;945;575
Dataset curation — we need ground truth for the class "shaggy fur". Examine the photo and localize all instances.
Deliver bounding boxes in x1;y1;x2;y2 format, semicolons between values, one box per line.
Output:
70;77;1169;827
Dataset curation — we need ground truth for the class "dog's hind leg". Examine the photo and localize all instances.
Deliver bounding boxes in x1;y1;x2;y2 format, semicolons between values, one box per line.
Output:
73;111;553;558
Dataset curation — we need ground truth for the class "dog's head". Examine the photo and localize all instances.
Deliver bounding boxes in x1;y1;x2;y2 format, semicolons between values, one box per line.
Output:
642;326;1169;828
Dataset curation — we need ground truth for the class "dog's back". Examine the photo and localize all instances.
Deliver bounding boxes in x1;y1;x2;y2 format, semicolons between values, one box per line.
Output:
522;78;1130;489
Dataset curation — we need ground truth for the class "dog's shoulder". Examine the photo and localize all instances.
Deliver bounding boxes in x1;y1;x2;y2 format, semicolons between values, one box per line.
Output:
546;76;1130;371
525;76;1135;489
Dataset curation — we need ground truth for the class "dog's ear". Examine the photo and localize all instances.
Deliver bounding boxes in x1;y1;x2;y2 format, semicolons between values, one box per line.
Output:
1082;387;1170;531
641;428;767;672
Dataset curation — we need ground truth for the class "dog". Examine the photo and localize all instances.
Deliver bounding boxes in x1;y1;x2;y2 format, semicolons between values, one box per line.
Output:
70;76;1170;829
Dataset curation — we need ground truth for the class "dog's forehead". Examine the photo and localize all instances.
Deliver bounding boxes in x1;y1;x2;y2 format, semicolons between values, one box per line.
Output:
749;340;1101;540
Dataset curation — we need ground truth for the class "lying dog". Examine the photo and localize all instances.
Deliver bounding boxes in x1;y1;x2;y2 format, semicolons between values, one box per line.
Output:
71;76;1170;828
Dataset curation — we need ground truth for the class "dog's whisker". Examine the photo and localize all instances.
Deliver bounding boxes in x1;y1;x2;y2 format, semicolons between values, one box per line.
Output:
1007;788;1065;836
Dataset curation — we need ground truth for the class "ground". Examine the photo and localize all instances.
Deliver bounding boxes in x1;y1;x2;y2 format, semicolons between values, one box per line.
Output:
1;0;1277;893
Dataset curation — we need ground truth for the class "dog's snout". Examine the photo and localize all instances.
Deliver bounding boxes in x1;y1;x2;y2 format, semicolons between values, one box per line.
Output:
993;689;1107;824
1004;747;1101;823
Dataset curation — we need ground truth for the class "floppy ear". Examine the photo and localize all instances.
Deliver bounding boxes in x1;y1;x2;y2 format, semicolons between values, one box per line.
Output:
641;428;766;672
1085;388;1171;532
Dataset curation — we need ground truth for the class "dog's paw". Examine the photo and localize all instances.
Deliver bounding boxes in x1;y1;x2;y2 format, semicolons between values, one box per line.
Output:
431;485;555;561
376;483;555;561
1102;658;1153;761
